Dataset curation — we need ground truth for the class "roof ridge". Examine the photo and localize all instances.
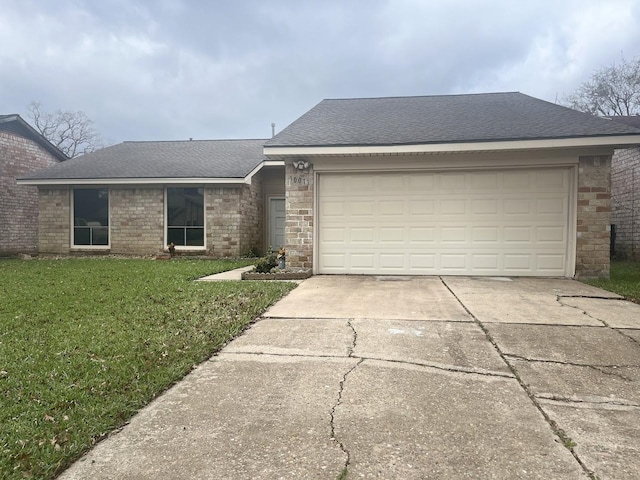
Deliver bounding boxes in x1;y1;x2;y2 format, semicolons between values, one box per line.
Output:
321;92;522;102
122;138;269;144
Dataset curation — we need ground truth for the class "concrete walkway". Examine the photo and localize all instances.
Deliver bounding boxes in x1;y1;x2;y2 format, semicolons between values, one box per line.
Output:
60;276;640;479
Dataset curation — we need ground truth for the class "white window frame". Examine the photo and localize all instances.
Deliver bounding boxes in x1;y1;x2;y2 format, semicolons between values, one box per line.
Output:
70;187;111;250
164;186;207;251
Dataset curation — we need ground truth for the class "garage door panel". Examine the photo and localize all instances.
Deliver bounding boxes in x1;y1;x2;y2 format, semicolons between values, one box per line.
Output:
409;199;435;215
440;173;466;190
379;200;404;215
350;228;375;243
472;227;499;243
440;199;467;215
472;254;500;270
350;254;375;269
351;202;374;216
318;169;570;276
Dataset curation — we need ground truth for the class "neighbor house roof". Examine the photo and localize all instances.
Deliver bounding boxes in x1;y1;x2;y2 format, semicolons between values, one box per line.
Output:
0;114;68;162
264;92;640;155
607;115;640;130
19;139;276;185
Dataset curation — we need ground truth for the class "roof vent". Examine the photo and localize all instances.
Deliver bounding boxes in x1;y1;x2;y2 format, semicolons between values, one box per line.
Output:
271;123;276;138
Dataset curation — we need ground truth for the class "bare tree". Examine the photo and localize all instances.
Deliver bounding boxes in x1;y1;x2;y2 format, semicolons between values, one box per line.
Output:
26;101;104;158
564;56;640;116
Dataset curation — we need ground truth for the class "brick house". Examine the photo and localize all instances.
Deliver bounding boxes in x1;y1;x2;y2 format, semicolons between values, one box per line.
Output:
608;116;640;260
0;114;67;256
18;140;285;257
19;93;640;278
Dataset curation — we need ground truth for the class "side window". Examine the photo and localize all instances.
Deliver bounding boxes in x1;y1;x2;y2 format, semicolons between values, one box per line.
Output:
73;188;109;246
166;187;204;246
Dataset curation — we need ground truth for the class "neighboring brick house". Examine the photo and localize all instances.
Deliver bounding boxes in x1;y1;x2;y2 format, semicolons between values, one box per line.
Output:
0;114;67;256
19;93;640;278
608;116;640;260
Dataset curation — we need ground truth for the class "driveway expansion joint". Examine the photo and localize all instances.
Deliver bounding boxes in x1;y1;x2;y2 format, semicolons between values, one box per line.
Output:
504;353;637;371
440;277;599;480
535;394;640;409
330;358;364;479
221;351;513;379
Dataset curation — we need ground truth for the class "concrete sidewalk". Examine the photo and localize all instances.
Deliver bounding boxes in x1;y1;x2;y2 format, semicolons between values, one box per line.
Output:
60;276;640;479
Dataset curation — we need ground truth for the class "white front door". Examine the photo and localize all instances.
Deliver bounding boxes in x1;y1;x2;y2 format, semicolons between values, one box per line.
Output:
269;197;286;250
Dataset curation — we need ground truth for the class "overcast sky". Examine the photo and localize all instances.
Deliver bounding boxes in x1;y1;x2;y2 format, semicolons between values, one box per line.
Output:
1;0;639;146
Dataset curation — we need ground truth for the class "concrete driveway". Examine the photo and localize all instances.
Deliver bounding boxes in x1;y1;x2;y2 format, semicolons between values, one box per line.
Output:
60;276;640;479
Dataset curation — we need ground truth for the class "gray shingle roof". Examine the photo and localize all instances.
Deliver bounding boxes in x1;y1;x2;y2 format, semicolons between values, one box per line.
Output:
607;116;640;129
266;92;640;147
20;139;269;180
0;114;68;161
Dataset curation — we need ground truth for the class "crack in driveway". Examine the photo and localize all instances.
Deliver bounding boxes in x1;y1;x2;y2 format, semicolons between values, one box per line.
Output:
330;358;363;479
440;277;599;480
346;319;357;357
556;295;640;346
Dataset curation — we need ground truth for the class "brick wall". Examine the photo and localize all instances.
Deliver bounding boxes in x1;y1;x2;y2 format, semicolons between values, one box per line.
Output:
110;187;164;254
284;162;314;269
0;132;61;255
239;173;263;255
35;184;266;258
38;188;70;253
206;186;241;257
576;155;612;279
611;147;640;260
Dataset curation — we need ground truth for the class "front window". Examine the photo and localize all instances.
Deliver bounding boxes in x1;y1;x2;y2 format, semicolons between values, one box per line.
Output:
73;188;109;246
167;187;204;247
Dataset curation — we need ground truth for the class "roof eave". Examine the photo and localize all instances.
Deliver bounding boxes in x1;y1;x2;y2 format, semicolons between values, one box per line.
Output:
17;177;250;186
16;160;286;186
263;135;640;158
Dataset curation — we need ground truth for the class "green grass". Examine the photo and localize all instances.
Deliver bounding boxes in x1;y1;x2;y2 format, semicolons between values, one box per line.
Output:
0;258;296;479
585;260;640;303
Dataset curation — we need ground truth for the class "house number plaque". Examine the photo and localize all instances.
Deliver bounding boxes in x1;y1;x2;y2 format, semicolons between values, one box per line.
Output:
287;176;310;186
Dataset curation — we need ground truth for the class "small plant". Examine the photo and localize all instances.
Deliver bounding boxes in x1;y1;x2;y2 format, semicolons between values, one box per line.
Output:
254;251;278;273
243;245;261;258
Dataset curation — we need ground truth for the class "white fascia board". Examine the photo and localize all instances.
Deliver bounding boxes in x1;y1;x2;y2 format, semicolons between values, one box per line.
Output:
18;160;287;186
263;135;640;157
243;160;286;183
17;177;249;186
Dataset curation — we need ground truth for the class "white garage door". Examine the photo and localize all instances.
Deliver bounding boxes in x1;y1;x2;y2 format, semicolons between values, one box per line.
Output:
317;169;571;276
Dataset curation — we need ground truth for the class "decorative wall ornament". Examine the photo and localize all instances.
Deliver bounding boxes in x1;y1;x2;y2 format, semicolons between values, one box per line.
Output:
293;160;312;171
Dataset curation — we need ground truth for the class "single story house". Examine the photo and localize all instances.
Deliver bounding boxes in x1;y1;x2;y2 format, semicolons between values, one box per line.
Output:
18;139;285;258
1;114;68;256
19;92;640;278
608;115;640;260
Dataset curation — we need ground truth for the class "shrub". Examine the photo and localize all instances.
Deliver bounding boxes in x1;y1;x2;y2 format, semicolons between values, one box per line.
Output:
254;252;278;273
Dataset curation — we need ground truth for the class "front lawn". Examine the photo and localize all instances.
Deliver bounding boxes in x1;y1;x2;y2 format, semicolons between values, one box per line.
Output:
585;260;640;303
0;258;295;479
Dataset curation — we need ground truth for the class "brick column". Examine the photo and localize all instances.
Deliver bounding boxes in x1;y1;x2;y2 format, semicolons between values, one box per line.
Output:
575;155;611;279
285;162;313;270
